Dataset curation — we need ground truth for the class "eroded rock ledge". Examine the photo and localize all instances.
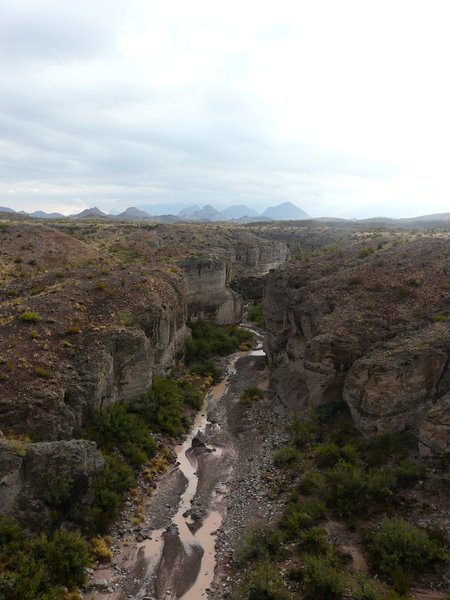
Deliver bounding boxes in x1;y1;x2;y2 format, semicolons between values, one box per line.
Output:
263;235;450;456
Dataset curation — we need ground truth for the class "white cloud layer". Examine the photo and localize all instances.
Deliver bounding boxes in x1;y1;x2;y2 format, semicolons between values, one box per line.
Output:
0;0;449;217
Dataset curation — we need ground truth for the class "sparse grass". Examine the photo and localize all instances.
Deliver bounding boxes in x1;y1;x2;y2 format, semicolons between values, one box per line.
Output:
90;537;113;563
65;326;81;335
18;310;41;322
240;386;263;404
35;366;50;378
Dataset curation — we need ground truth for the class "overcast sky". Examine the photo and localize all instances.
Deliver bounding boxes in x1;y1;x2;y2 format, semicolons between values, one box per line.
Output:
0;0;449;218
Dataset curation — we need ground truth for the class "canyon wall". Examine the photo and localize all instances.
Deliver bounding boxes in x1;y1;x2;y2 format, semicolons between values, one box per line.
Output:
263;236;450;456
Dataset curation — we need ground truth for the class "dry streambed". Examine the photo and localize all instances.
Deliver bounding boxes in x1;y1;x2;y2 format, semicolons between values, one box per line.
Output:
85;329;288;600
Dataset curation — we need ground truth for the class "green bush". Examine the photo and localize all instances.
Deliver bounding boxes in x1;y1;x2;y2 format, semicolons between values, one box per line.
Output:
185;320;252;362
248;302;264;327
85;403;157;466
279;498;326;538
88;455;134;530
289;417;316;448
273;445;302;468
321;459;419;516
189;359;223;383
362;432;417;466
302;554;347;599
358;247;375;258
240;386;263;404
322;461;369;516
32;529;90;587
314;441;358;467
131;376;198;436
298;469;325;495
366;517;448;576
239;561;292;600
0;520;91;600
238;525;284;563
351;573;383;600
297;526;329;555
18;310;41;322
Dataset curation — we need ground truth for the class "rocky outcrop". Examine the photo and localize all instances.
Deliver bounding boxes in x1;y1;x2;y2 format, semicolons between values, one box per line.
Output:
263;236;450;456
231;237;290;277
178;256;243;325
0;435;104;528
418;393;450;456
343;325;450;437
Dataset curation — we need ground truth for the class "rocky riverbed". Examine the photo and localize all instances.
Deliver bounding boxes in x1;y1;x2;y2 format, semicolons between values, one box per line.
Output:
84;329;290;600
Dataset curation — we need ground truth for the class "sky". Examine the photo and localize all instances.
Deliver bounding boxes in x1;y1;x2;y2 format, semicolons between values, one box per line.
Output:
0;0;449;219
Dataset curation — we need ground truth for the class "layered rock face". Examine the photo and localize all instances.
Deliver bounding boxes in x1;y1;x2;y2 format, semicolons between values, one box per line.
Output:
178;256;243;325
264;235;450;455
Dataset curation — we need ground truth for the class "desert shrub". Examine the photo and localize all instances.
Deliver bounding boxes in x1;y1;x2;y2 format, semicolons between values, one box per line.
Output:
297;526;329;554
298;469;325;495
289;417;316;448
90;537;112;562
18;310;41;322
302;554;347;599
86;402;157;465
238;525;284;563
0;521;91;600
351;573;383;600
185;320;252;362
0;518;24;547
321;461;368;515
240;386;263;404
358;247;375;258
35;367;50;378
176;379;203;410
65;326;81;335
248;301;264;327
88;455;134;530
131;377;195;437
315;442;359;467
30;286;46;295
273;445;302;468
348;276;363;285
239;561;292;600
279;498;327;538
362;432;417;466
366;517;448;576
396;286;409;300
32;529;90;587
189;358;223;383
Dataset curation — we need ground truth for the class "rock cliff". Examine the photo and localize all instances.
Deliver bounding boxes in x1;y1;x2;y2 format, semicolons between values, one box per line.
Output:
178;256;243;325
264;233;450;455
0;435;104;528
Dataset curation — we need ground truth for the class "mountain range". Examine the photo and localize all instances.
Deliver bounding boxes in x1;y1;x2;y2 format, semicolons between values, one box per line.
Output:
1;202;450;223
0;201;311;222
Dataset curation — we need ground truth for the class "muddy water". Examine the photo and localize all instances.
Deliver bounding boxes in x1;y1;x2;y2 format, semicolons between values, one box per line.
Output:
134;347;256;600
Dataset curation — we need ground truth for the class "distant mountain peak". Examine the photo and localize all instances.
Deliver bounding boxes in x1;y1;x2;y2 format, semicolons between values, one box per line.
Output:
114;207;151;220
189;205;225;222
75;207;107;218
262;202;310;220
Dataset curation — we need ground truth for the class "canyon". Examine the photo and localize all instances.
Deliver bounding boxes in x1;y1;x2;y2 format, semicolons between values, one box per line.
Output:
0;214;449;599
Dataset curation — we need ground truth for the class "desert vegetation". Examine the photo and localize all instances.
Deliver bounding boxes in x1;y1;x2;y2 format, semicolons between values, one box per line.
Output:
236;401;449;600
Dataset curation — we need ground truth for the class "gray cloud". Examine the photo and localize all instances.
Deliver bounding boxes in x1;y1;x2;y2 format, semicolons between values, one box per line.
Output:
0;1;438;218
